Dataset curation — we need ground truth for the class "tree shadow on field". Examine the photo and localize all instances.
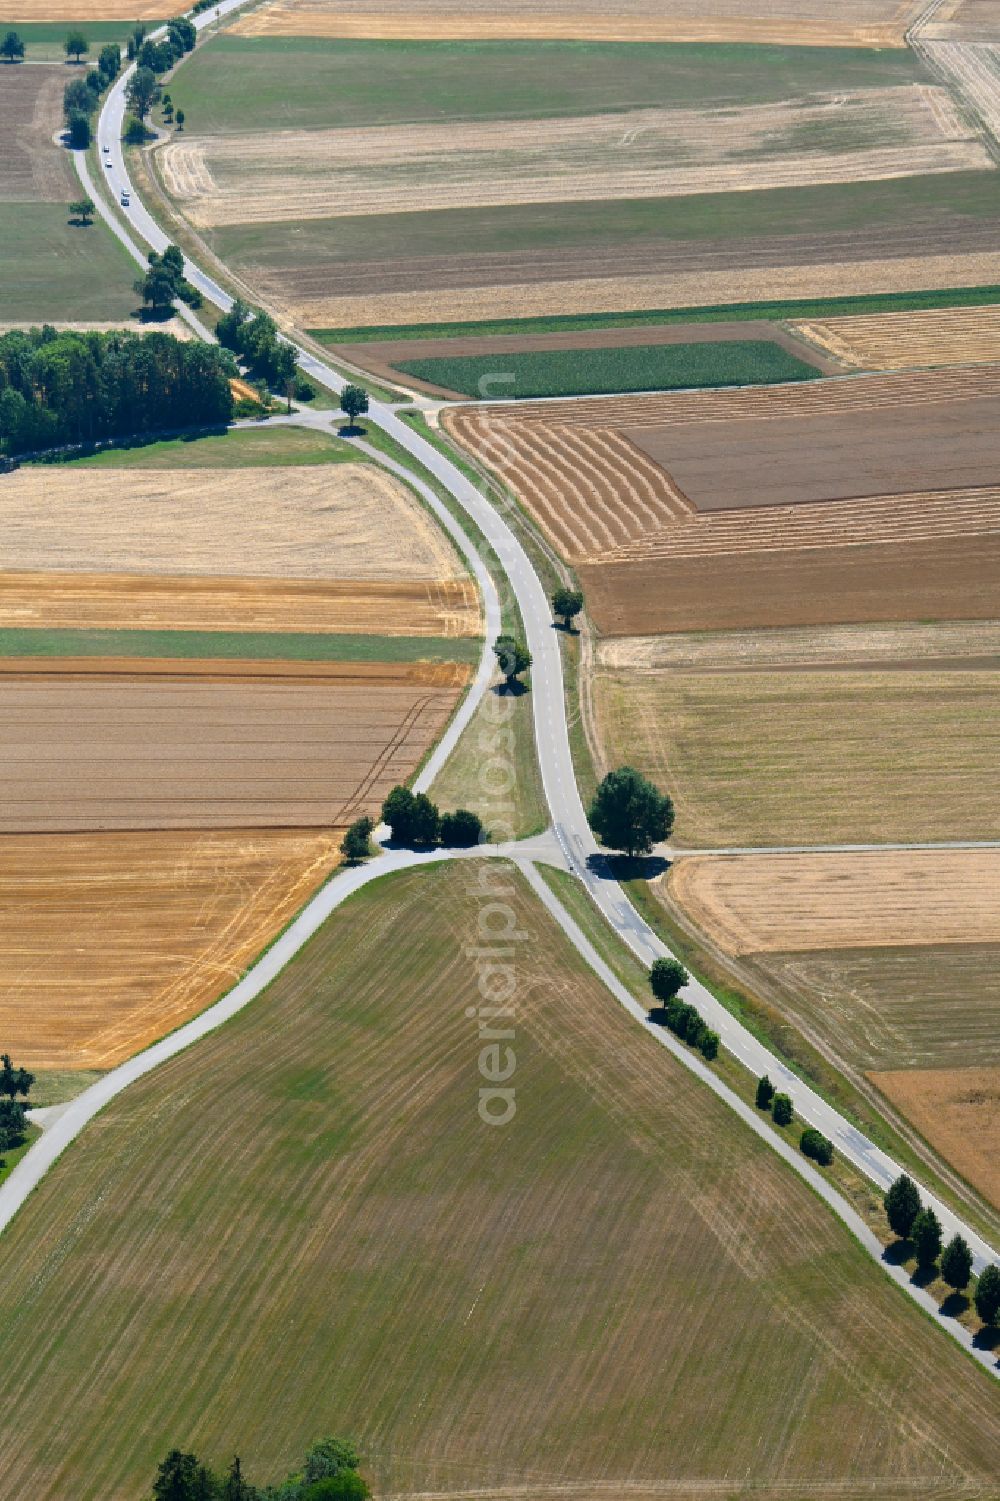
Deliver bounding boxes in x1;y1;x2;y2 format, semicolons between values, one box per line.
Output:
940;1291;970;1320
972;1322;999;1353
587;850;669;883
910;1261;938;1290
552;619;580;635
337;421;367;438
881;1237;914;1267
491;679;528;698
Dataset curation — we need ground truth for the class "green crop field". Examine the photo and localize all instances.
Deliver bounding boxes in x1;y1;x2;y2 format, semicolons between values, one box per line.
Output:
0;204;137;322
0;860;996;1499
69;423;362;468
394;339;821;398
0;626;479;665
311;283;1000;343
596;665;1000;847
174;36;922;134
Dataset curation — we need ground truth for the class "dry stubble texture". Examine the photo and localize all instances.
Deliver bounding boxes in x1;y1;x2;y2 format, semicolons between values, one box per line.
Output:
0;829;343;1069
232;0;923;45
665;850;1000;954
0;65;75;202
796;305;1000;369
160;88;985;228
0;862;996;1500
869;1065;1000;1209
0;465;465;582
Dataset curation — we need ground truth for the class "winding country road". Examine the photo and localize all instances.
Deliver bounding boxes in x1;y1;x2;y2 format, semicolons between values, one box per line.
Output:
4;0;994;1374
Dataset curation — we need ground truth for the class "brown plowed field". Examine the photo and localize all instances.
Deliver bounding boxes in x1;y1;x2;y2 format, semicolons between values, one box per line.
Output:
796;306;1000;369
162;87;984;229
665;850;1000;955
870;1066;1000;1209
0;829;343;1071
0;64;74;203
232;0;923;45
0;465;464;582
0;570;480;637
0;660;466;832
339;320;843;396
445;367;1000;633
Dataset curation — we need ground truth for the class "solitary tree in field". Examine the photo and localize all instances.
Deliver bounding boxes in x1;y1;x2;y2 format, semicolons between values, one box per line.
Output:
64;30;89;62
974;1263;1000;1326
126;64;160;120
493;633;531;689
800;1126;833;1166
175;107;185;130
772;1092;793;1127
340;816;374;863
587;765;673;857
911;1205;943;1270
1;30;25;62
884;1173;921;1241
340;383;369;429
940;1233;973;1293
69;196;95;225
649;956;688;1005
552;585;584;630
755;1074;775;1110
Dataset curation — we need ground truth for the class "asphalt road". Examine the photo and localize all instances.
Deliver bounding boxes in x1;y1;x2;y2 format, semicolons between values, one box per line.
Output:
26;5;994;1374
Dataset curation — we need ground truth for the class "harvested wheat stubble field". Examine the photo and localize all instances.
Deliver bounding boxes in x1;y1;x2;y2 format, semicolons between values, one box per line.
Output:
924;0;1000;38
232;0;926;45
0;861;997;1501
667;850;1000;956
594;665;1000;847
0;660;467;833
3;0;175;16
0;64;74;202
445;367;1000;633
0;466;464;583
0;829;342;1071
160;86;988;229
0;571;479;638
796;304;1000;368
597;618;1000;671
871;1066;1000;1210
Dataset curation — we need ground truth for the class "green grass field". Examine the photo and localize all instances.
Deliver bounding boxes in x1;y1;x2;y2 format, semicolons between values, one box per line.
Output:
0;204;137;322
313;283;1000;345
0;860;996;1499
0;626;479;664
596;666;1000;846
174;36;922;135
430;684;545;835
68;424;359;468
0;21;156;60
395;339;821;398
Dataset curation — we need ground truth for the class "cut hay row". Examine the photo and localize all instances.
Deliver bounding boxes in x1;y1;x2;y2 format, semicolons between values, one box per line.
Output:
160;89;988;228
665;849;1000;956
795;305;1000;369
0;860;996;1501
0;668;466;832
230;0;924;46
0;465;465;583
923;39;1000;148
0;65;75;204
0;829;343;1071
0;571;481;638
488;361;1000;429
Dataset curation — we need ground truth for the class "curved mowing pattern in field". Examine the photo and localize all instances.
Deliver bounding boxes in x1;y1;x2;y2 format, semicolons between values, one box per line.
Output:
796;306;1000;368
445;365;1000;564
0;861;997;1499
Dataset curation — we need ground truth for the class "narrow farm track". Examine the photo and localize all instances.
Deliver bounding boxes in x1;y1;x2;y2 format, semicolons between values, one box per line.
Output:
8;0;988;1381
